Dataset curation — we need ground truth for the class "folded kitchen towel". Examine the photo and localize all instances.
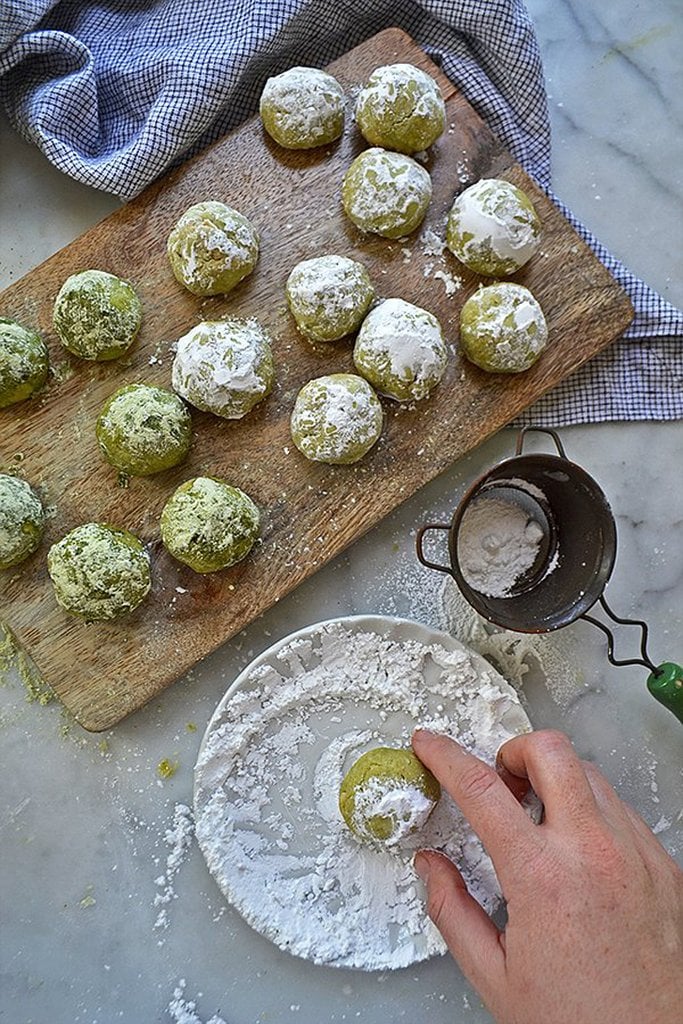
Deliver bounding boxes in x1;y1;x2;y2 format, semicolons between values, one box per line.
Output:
1;0;681;425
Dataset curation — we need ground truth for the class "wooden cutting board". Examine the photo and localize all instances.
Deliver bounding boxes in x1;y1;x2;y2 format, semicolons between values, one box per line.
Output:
0;28;633;731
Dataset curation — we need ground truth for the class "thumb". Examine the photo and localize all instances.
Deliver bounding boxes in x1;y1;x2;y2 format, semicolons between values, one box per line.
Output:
415;849;506;1003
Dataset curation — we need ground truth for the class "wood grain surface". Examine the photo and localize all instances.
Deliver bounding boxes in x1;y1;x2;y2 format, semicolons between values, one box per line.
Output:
0;29;633;730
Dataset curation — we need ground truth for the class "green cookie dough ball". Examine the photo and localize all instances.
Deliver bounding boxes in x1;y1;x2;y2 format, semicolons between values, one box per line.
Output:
259;66;345;149
96;384;192;476
339;747;441;846
0;318;49;409
160;476;260;573
167;201;260;297
353;297;447;402
355;63;446;154
290;373;383;465
342;148;432;239
0;474;45;570
47;522;151;621
53;270;142;361
446;178;542;277
459;282;548;373
286;255;375;342
172;318;274;420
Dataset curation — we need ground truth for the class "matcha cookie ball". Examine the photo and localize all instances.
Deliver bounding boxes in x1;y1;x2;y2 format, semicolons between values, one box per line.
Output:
0;474;45;570
342;148;432;239
290;373;383;465
53;270;142;361
0;318;49;409
353;297;447;402
96;384;192;476
459;282;548;373
446;178;541;277
167;201;259;297
259;66;345;149
47;523;151;621
355;63;446;154
339;747;441;846
160;476;260;573
286;255;374;343
172;318;274;419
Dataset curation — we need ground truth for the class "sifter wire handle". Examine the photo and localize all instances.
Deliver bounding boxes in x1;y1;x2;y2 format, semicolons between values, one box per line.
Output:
581;596;683;724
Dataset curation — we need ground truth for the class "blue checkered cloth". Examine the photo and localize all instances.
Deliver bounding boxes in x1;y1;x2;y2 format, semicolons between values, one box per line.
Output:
1;0;681;424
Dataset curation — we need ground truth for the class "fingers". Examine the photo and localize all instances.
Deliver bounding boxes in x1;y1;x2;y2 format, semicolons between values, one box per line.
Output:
412;730;542;877
414;849;504;1004
496;730;599;828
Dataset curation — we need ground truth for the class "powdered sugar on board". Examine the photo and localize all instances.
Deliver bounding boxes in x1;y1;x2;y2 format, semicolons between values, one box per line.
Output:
193;616;534;971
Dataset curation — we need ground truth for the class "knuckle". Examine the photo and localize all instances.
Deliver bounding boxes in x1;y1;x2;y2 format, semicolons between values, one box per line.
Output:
457;761;499;805
533;729;574;757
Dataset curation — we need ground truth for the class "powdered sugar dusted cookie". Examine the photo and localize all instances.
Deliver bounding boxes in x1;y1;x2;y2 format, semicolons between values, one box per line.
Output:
167;201;259;296
290;372;383;464
342;148;432;238
286;254;374;342
355;63;445;153
459;282;548;373
353;297;447;402
172;318;274;419
446;178;541;277
260;66;345;149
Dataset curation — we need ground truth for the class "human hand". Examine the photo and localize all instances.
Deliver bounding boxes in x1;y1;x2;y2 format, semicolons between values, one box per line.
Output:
412;729;683;1024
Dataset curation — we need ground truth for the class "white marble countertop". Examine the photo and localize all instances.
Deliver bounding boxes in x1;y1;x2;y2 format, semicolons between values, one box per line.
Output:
1;2;681;1022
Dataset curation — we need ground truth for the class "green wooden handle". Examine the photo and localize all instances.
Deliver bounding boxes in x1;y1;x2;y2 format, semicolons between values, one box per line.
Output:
647;663;683;723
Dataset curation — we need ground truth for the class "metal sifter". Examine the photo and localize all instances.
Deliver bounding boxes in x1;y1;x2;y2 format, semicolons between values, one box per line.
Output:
416;427;683;723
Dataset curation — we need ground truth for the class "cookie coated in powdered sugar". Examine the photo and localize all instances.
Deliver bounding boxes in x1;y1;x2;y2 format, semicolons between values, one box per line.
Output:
353;297;448;402
259;66;345;149
342;148;432;238
285;254;374;342
355;62;446;153
171;318;274;419
194;618;535;970
290;373;383;464
447;178;541;276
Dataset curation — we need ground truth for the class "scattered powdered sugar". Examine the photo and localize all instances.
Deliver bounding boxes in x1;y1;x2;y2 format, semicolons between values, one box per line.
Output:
167;979;227;1024
417;227;463;294
438;579;585;710
433;269;462;295
194;619;534;971
153;803;195;935
456;493;546;597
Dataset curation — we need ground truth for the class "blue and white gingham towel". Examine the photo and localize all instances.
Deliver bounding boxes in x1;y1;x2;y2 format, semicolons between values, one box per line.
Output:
1;0;681;425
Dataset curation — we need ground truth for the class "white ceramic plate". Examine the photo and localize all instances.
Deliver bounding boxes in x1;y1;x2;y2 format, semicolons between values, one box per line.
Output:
194;615;532;971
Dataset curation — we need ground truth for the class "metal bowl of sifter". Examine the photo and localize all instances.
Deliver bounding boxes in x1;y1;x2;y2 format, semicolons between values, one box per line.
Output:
416;427;683;722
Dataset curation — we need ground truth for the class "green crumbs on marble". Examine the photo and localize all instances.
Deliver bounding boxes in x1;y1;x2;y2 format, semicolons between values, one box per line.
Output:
0;621;54;705
157;758;179;779
186;722;197;733
79;886;96;908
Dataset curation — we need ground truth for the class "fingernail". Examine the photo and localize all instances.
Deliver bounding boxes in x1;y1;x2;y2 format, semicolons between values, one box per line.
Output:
413;852;430;884
412;728;437;744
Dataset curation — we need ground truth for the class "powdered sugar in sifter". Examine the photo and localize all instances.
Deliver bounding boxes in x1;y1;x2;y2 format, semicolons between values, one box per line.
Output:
416;427;683;723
